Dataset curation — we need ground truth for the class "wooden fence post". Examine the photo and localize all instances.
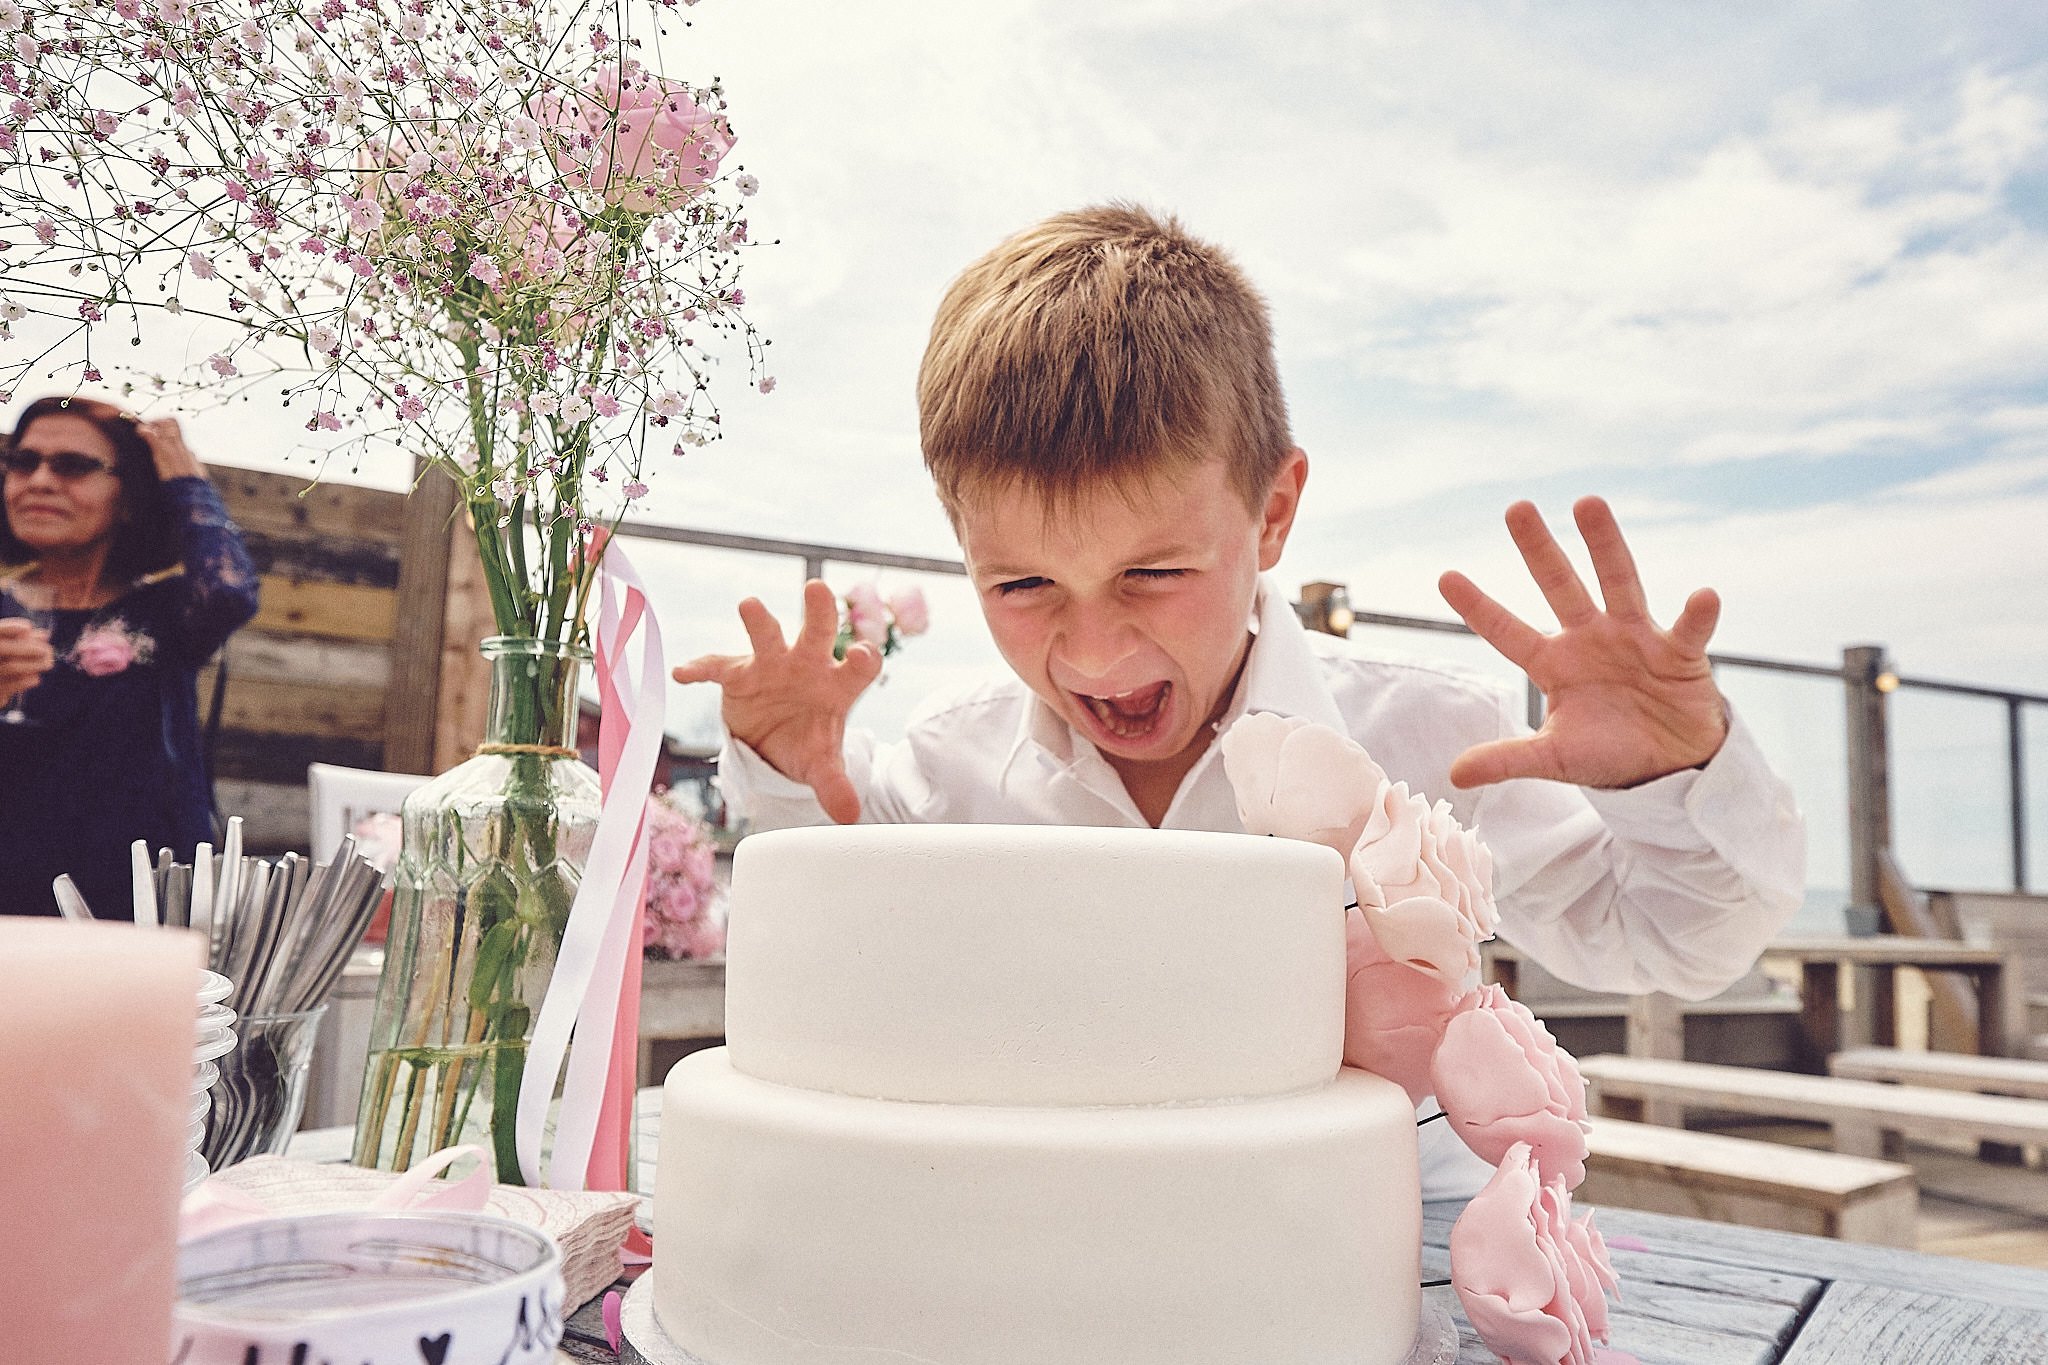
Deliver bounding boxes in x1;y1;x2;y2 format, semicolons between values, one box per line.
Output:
1844;645;1893;935
382;461;459;774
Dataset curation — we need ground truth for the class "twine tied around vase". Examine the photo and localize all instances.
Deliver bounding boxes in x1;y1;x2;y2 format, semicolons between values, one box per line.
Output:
475;742;581;759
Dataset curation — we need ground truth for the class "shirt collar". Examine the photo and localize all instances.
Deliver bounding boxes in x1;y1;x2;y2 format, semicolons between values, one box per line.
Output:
1234;577;1347;730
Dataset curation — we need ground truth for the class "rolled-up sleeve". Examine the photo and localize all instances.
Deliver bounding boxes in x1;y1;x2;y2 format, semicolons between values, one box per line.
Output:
1480;705;1805;999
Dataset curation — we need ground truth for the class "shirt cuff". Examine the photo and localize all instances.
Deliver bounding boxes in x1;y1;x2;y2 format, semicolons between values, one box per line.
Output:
1580;707;1792;851
715;735;832;827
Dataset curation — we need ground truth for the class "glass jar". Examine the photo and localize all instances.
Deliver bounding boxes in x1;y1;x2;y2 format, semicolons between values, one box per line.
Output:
351;637;601;1182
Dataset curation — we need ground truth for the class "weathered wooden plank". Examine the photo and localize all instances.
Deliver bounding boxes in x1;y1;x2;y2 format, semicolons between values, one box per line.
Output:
383;459;459;774
211;779;310;853
1423;1205;1819;1308
1536;1205;2048;1313
211;731;384;785
250;576;398;642
1830;1046;2048;1100
1778;1280;2048;1363
240;526;401;589
1423;1241;1797;1359
212;464;406;544
432;514;498;773
1580;1116;1918;1246
197;672;386;738
220;633;393;691
1579;1055;2048;1150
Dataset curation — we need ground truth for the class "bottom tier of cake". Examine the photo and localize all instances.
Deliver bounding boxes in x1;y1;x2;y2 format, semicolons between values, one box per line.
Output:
655;1051;1423;1365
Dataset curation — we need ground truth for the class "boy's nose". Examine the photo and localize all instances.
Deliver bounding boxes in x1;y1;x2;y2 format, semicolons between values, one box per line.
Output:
1054;603;1141;682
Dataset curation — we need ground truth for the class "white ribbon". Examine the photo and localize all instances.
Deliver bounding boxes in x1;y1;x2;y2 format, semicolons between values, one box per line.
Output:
516;541;664;1189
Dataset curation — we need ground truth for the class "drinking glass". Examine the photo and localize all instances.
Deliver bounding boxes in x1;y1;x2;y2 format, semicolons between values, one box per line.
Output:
200;1004;328;1168
0;579;54;725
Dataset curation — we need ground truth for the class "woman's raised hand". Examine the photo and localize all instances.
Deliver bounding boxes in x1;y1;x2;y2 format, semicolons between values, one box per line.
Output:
1439;496;1728;791
132;415;204;480
670;579;883;824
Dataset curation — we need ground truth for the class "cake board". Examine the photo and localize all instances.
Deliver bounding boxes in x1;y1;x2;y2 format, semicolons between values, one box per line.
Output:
617;1274;1460;1365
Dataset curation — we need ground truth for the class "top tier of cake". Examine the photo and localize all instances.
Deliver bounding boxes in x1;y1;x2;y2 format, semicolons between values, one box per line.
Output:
723;825;1347;1107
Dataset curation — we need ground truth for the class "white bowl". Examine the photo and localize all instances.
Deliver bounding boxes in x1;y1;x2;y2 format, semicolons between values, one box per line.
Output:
174;1211;564;1365
196;969;233;1007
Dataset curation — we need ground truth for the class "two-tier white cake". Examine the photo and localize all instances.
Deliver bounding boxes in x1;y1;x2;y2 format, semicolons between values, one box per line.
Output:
653;824;1423;1365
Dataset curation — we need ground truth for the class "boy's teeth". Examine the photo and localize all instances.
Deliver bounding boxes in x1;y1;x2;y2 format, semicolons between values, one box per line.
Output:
1080;681;1169;736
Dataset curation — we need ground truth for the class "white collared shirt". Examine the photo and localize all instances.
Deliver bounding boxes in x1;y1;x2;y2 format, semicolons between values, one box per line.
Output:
716;577;1805;1195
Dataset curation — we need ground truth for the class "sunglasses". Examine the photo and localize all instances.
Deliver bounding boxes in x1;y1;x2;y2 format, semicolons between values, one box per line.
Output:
3;450;118;480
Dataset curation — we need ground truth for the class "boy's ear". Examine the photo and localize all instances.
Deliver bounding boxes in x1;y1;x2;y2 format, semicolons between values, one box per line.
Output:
1256;447;1309;571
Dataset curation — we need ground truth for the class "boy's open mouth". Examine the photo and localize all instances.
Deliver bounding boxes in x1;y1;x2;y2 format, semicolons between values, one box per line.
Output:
1076;681;1172;740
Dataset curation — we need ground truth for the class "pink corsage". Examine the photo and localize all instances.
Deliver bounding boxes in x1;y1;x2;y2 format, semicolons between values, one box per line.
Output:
69;618;156;677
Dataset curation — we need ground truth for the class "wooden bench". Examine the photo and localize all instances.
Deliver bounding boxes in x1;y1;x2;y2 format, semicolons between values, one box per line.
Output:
1578;1054;2048;1160
1828;1047;2048;1100
1580;1116;1918;1246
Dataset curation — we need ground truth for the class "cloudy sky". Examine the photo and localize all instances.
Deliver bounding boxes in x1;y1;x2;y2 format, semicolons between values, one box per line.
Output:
16;1;2048;894
628;0;2048;895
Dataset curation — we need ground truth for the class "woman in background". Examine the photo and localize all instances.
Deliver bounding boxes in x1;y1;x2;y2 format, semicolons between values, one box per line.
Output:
0;396;259;917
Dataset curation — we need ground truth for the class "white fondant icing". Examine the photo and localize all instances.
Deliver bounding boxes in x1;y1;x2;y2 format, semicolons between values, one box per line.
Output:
724;825;1348;1105
655;1052;1421;1365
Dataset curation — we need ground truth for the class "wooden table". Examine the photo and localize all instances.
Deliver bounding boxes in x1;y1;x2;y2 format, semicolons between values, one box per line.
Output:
1762;936;2011;1058
538;1089;2048;1365
548;1198;2048;1364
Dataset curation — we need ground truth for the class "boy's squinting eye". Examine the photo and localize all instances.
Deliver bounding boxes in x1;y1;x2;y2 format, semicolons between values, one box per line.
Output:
1126;568;1186;582
993;576;1049;596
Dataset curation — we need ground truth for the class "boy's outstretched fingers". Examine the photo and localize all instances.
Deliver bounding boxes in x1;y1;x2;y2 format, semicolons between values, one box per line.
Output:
670;583;883;823
1441;496;1729;790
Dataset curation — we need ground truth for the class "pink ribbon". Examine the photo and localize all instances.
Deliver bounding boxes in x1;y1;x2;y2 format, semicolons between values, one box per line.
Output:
178;1144;493;1242
516;539;665;1190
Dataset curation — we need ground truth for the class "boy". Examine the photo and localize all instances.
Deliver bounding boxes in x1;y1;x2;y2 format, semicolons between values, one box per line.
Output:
674;203;1804;1194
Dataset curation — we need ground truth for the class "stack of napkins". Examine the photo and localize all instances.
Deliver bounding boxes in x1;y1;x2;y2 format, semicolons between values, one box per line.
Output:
204;1154;639;1307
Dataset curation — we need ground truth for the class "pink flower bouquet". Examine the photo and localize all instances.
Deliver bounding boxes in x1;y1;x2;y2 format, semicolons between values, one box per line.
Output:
643;788;723;961
832;582;931;663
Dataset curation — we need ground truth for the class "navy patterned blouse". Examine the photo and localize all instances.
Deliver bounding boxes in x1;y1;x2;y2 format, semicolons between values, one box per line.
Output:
0;476;259;918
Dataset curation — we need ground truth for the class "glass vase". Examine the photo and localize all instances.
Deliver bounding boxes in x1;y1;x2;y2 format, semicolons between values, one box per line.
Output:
352;636;601;1183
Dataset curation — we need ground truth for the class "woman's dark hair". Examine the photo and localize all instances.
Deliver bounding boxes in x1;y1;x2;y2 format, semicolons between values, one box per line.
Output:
1;395;178;583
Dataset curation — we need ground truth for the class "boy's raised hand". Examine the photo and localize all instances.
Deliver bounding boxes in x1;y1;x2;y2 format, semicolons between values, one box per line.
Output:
671;579;883;823
1438;496;1727;791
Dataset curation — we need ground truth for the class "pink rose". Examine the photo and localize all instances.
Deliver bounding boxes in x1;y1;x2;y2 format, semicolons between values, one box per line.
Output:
350;811;404;876
1350;782;1498;986
538;65;735;214
1450;1142;1619;1365
643;791;723;960
71;623;150;677
842;581;888;649
1432;984;1590;1189
1219;712;1390;857
886;585;929;637
1341;906;1471;1104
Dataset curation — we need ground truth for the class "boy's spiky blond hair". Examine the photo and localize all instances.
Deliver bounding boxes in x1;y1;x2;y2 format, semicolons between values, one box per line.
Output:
918;203;1291;517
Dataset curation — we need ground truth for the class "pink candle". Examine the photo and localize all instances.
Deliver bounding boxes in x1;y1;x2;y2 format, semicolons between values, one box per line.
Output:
0;920;202;1364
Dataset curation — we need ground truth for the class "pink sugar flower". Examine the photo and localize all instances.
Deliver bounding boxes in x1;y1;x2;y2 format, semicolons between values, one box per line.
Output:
1450;1142;1618;1365
1341;906;1470;1104
1350;781;1498;986
1219;712;1389;858
1432;984;1590;1189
